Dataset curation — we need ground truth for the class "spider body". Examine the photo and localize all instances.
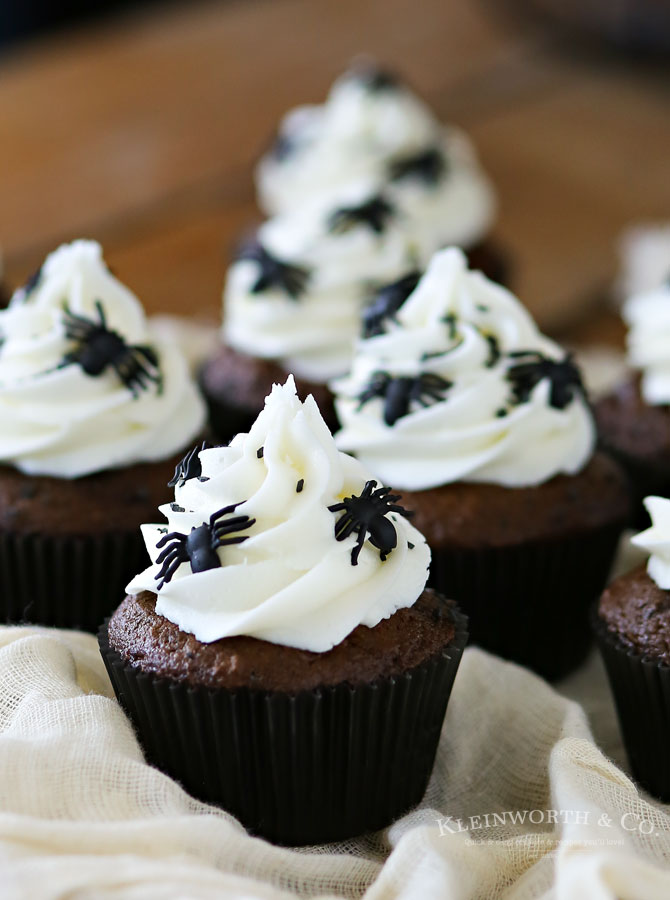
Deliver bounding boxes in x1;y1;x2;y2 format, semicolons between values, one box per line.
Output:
506;351;585;410
362;271;420;338
388;147;446;186
237;238;309;300
62;301;162;397
357;370;451;426
169;441;211;488
328;480;410;565
329;195;395;236
154;503;255;589
353;64;400;93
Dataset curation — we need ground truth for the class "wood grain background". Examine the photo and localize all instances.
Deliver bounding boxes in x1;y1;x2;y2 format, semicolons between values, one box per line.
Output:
0;0;668;336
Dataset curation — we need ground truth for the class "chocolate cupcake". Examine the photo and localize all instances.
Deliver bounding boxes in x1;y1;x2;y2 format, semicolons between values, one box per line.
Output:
202;64;507;445
0;240;206;630
255;62;506;283
100;378;467;844
594;496;670;800
201;185;419;441
595;279;670;524
333;247;630;680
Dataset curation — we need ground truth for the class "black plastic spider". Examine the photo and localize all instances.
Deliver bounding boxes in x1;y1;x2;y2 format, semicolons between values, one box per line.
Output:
388;147;447;186
154;503;255;589
270;130;295;162
237;238;310;300
362;271;421;338
357;370;451;426
61;301;162;397
506;350;586;410
19;265;42;299
329;195;396;236
168;441;212;488
328;480;411;566
351;63;401;93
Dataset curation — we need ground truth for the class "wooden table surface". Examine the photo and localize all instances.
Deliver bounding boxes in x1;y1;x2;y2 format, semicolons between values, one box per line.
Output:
1;0;669;340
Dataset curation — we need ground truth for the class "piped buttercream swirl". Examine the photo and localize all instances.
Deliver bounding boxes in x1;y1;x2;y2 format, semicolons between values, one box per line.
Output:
127;377;430;651
0;240;206;478
333;248;595;490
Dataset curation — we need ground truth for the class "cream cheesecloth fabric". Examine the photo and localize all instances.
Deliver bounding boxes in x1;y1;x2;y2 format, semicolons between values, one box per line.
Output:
2;561;670;900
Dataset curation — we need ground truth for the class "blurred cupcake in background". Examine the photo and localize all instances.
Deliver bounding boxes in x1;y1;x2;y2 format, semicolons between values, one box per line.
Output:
595;276;670;524
100;377;467;844
200;182;421;441
333;247;630;679
595;495;670;801
0;239;206;630
256;61;505;283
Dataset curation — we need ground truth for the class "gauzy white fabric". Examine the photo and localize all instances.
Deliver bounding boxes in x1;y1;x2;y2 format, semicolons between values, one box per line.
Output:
3;535;670;900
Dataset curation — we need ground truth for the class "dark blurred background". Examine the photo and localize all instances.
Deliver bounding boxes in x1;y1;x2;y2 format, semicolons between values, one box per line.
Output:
3;0;670;52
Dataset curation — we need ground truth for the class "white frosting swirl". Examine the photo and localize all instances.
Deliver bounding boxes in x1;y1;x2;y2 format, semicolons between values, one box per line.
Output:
223;183;418;382
632;496;670;589
127;377;430;651
333;248;595;490
255;66;496;250
623;281;670;405
0;240;206;478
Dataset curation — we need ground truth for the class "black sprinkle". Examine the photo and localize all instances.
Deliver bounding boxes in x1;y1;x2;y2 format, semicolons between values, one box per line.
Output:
296;479;304;493
170;503;185;513
158;527;168;534
19;484;38;500
476;304;489;312
421;349;448;361
198;476;210;482
442;313;458;341
496;408;508;417
257;447;264;459
408;541;415;549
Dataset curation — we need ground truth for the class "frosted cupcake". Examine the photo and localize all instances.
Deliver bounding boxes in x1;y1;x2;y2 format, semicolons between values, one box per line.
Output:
333;248;630;679
99;378;467;844
200;182;421;440
595;278;670;523
595;496;670;799
256;62;503;282
0;240;206;629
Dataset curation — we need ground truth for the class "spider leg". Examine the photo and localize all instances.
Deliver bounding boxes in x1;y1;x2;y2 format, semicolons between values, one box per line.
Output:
156;531;185;549
387;504;411;516
155;544;186;567
155;555;186;589
111;358;140;397
212;516;255;537
350;528;367;566
94;300;107;328
327;501;346;513
334;516;356;541
209;502;243;525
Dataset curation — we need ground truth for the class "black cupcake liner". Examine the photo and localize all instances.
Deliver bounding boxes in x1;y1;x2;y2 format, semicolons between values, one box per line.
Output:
98;602;468;846
428;523;625;681
0;530;149;631
593;609;670;801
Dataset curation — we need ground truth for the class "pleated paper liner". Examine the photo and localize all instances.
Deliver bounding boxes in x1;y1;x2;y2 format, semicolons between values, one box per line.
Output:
98;602;468;846
0;530;149;631
593;609;670;801
428;522;625;682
